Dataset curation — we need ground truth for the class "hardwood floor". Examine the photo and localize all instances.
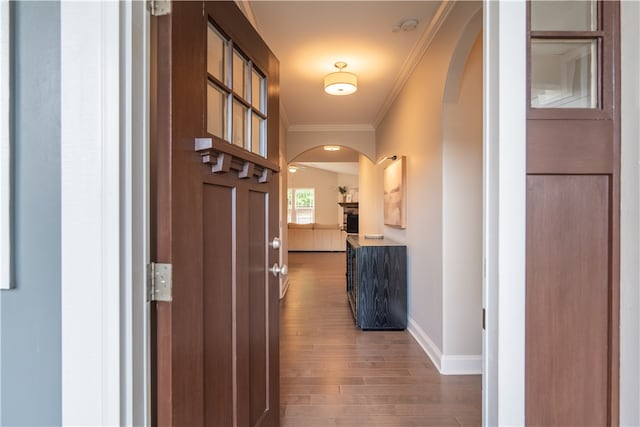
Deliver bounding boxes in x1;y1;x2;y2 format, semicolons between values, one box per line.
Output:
280;252;482;427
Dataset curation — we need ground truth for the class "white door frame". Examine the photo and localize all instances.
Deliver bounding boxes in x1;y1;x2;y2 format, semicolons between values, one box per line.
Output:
620;1;640;424
482;1;527;425
60;1;149;424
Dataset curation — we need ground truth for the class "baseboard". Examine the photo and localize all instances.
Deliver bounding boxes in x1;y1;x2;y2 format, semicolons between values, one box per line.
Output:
440;355;482;375
407;317;482;375
407;317;443;372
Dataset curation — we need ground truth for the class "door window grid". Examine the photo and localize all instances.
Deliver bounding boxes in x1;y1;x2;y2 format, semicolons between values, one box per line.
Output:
529;0;601;110
206;21;267;156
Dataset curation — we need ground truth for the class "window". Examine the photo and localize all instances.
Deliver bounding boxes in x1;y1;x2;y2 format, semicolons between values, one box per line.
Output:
529;0;600;109
206;22;267;157
287;188;315;224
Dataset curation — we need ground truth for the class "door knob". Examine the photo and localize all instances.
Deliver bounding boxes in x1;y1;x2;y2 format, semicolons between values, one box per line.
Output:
269;237;281;249
270;263;288;277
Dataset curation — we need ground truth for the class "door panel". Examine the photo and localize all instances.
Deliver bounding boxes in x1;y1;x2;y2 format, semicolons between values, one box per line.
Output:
151;2;280;426
525;1;619;425
526;175;609;426
203;183;234;426
527;120;614;173
248;190;268;425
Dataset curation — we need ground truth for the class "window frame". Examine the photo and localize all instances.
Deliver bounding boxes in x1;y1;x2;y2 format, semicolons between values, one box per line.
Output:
527;0;613;120
287;188;315;224
206;20;268;157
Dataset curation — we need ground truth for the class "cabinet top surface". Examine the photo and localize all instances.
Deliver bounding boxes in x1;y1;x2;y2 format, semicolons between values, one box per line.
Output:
347;234;406;247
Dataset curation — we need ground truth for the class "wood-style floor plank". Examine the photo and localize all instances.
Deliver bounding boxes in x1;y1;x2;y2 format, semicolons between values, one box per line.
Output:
280;252;481;426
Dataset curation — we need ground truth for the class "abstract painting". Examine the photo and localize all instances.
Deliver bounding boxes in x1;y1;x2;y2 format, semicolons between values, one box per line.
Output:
383;156;406;229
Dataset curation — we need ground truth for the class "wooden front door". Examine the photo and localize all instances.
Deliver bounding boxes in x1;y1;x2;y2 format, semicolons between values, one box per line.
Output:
151;2;281;425
526;1;619;425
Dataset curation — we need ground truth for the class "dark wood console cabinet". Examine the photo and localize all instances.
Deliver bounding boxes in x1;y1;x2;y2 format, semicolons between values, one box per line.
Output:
346;235;407;330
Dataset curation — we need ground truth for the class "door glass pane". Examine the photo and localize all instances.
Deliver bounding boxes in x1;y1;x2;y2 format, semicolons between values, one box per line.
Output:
233;50;247;99
531;1;597;31
251;69;265;112
251;113;265;156
207;23;227;83
232;99;248;149
531;39;597;109
207;83;227;138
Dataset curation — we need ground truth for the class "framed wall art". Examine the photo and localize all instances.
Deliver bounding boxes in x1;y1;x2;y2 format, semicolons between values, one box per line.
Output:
383;156;406;229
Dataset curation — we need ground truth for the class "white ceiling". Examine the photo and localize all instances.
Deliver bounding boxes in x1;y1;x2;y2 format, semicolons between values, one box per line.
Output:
247;1;445;127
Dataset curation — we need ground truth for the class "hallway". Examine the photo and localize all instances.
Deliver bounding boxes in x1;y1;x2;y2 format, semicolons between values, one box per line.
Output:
280;252;481;426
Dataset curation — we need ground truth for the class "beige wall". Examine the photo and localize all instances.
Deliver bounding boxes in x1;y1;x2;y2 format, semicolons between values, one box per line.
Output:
363;2;483;370
286;128;376;163
442;34;483;356
358;154;382;234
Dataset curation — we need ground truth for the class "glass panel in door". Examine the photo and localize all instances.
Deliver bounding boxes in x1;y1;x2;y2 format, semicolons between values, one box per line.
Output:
530;39;598;108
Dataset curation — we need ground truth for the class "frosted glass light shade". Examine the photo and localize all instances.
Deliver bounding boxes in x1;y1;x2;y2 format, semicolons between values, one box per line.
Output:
324;71;357;96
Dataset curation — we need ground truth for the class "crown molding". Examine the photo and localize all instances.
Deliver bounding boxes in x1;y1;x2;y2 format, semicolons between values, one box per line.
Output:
287;124;375;133
373;0;455;128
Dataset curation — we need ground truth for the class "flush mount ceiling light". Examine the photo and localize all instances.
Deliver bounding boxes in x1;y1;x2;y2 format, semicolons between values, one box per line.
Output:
323;145;341;151
288;165;298;173
324;62;357;96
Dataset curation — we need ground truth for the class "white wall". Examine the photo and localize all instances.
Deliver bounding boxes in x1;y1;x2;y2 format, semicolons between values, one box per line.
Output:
369;2;482;372
287;166;341;225
442;34;483;360
620;0;640;423
358;154;382;234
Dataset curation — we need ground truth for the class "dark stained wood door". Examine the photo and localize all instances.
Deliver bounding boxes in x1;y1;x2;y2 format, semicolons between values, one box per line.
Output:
526;1;619;425
151;2;280;425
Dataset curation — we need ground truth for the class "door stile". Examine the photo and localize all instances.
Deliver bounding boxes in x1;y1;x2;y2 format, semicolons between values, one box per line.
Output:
150;10;174;427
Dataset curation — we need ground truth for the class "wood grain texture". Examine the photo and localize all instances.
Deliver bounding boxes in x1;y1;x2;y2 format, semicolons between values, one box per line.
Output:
152;2;280;425
527;119;613;174
281;252;481;427
525;2;620;425
249;190;268;425
347;236;407;330
526;175;610;426
203;184;234;426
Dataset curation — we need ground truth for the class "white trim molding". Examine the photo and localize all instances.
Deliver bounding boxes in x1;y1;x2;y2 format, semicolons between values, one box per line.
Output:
61;2;122;424
620;1;640;424
0;0;11;290
440;355;482;375
407;317;442;372
407;317;482;375
483;0;527;425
